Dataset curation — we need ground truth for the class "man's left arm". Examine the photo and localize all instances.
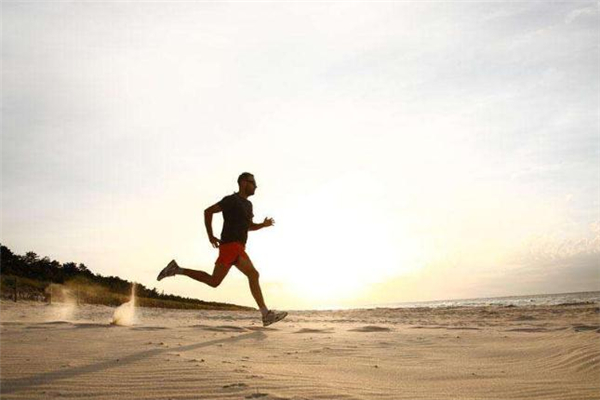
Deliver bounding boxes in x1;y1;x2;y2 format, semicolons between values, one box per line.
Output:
249;217;275;231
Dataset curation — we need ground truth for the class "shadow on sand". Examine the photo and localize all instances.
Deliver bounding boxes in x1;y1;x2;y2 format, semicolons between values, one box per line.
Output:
1;330;267;394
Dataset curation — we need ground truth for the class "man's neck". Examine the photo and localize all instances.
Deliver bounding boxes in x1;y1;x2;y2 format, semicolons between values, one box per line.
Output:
236;191;249;199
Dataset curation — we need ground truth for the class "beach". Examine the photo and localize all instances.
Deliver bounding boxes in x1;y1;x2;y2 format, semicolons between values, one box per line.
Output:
1;300;599;399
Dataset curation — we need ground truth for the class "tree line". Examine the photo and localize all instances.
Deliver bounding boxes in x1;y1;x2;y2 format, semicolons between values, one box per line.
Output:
0;243;250;310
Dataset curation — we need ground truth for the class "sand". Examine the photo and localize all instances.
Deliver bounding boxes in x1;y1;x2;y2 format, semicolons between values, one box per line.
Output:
1;300;599;399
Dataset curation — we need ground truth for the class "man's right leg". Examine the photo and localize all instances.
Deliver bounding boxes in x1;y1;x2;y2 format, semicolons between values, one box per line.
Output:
177;262;231;288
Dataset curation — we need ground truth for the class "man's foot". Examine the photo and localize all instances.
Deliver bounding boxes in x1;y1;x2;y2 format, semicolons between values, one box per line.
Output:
262;310;288;327
157;260;180;281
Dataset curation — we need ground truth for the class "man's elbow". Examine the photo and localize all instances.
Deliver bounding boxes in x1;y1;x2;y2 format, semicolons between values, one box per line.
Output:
205;204;221;215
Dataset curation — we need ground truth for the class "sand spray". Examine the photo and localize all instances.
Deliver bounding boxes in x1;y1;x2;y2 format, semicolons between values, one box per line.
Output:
45;284;77;321
111;283;137;326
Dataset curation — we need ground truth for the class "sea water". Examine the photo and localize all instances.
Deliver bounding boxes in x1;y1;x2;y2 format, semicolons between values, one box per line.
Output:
378;291;600;309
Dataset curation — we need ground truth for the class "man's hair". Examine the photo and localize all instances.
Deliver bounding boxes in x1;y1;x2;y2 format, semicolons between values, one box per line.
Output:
237;172;254;185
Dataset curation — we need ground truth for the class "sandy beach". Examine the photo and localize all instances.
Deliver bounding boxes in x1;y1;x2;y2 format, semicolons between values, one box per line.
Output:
1;300;598;400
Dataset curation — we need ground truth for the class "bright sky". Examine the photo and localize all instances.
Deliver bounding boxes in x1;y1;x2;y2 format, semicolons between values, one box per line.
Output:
2;2;599;310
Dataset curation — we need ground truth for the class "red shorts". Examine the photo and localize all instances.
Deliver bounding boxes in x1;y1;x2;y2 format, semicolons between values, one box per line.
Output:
216;242;248;268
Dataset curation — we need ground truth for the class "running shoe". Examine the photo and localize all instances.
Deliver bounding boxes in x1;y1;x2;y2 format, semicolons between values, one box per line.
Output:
157;260;180;281
262;310;288;327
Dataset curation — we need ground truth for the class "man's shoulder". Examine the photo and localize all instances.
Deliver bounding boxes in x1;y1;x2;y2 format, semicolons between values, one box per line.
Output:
218;193;235;207
220;193;251;206
233;193;252;204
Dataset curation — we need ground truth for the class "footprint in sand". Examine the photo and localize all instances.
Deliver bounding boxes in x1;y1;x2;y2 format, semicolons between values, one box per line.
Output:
294;328;333;334
245;394;268;399
222;383;248;389
505;327;549;333
348;325;392;332
245;393;290;400
190;324;248;332
572;324;600;332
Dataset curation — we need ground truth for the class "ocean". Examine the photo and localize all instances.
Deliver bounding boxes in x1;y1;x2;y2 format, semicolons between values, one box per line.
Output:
375;291;600;309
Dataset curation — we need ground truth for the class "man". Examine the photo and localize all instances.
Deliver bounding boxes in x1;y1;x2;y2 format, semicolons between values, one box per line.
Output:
157;172;287;327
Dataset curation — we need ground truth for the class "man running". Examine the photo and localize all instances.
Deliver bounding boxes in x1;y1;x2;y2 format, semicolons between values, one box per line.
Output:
157;172;287;327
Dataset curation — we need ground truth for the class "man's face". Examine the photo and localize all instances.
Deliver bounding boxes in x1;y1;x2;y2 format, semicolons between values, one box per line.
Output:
244;176;257;196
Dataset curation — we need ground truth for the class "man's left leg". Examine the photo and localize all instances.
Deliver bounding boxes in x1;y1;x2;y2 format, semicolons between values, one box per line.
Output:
234;255;267;312
235;255;287;326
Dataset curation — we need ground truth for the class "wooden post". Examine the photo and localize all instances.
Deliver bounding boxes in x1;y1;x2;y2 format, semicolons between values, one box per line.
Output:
13;277;18;302
49;284;53;304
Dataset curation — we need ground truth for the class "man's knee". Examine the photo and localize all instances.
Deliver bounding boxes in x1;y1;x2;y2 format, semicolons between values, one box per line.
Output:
208;263;230;288
209;274;226;288
235;257;259;280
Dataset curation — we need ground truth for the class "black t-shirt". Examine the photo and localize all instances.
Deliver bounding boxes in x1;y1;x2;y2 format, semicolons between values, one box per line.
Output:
218;193;254;245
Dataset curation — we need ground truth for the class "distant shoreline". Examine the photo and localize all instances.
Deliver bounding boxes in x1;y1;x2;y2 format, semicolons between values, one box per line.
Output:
343;290;600;311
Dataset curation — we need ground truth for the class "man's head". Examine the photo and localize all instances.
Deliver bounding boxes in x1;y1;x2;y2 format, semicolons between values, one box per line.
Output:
237;172;257;197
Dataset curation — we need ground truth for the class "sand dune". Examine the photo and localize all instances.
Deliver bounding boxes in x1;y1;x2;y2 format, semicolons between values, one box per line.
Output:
1;300;599;399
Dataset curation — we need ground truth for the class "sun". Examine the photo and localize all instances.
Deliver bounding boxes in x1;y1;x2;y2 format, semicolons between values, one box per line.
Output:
251;181;427;309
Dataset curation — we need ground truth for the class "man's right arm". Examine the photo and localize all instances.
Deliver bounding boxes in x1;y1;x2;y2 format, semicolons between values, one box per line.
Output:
204;203;222;248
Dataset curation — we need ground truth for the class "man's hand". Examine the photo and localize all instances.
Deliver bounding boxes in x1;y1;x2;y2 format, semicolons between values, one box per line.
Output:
249;217;275;231
209;235;221;248
263;217;275;227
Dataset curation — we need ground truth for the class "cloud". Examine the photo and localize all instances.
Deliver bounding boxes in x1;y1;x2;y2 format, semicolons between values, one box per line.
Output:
518;222;600;262
565;6;597;24
493;222;600;294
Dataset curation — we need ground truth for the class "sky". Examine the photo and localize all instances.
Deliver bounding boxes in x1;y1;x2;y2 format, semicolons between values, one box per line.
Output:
2;1;599;310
